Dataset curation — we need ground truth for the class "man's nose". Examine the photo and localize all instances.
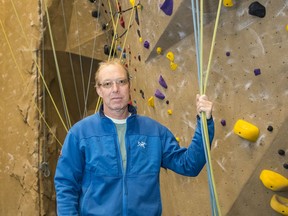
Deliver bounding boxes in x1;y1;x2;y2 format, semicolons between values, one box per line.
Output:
111;82;120;91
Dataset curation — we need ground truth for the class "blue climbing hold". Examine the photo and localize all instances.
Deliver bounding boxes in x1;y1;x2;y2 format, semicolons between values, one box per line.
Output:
159;75;168;89
155;89;165;100
160;0;173;16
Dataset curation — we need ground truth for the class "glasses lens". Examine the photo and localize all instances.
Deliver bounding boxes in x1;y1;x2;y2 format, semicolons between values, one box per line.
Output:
99;79;128;88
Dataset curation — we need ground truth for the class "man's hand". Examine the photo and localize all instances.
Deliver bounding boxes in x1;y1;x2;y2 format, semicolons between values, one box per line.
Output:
196;94;213;119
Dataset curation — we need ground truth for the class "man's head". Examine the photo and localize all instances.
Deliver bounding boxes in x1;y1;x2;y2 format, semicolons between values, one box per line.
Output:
95;59;131;118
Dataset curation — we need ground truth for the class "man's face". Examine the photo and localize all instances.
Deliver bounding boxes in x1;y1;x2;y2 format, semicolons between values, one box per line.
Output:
96;64;130;116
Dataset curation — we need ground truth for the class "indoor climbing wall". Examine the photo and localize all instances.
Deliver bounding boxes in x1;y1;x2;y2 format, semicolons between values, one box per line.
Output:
0;0;41;215
109;0;288;215
1;0;288;215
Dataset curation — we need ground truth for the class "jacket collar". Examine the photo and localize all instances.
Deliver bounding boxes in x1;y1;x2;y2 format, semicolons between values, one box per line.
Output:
99;104;137;118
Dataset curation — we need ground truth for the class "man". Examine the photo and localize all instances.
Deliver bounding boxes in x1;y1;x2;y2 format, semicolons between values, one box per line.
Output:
54;58;214;216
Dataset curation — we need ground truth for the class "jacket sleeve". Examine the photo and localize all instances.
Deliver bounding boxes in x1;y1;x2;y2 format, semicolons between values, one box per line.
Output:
161;116;214;176
54;131;84;216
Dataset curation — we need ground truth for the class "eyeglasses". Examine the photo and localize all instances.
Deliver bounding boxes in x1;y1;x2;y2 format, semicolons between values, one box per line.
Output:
98;78;129;89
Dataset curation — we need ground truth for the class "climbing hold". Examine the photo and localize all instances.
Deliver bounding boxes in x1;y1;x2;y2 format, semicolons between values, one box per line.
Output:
137;29;141;37
140;89;145;99
117;2;122;12
129;0;135;6
92;10;100;18
156;47;162;55
166;100;169;105
270;194;288;215
138;54;141;61
160;0;173;16
167;109;173;115
226;51;231;57
170;61;178;71
117;45;122;51
223;0;233;7
284;163;288;170
260;169;288;191
120;16;125;28
139;37;143;43
254;68;261;76
159;75;168;89
278;149;286;156
267;125;273;132
102;23;108;31
166;51;174;61
148;96;155;108
221;119;226;126
249;1;266;18
144;40;150;49
286;24;288;32
233;119;260;142
135;7;140;25
176;137;180;142
104;45;115;56
154;89;165;100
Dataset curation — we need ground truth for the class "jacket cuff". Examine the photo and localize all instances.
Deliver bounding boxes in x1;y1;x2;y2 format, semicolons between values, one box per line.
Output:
197;115;213;122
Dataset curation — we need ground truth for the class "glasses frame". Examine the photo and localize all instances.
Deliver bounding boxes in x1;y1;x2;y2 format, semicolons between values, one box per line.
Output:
97;78;129;89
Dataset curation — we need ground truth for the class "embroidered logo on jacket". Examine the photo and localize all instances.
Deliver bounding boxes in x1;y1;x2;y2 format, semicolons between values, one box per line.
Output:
137;141;147;149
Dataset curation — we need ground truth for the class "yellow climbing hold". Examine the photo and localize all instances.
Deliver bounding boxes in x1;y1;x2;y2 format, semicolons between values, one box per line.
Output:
148;96;155;108
270;194;288;215
223;0;233;7
176;137;180;142
260;169;288;192
167;109;172;115
170;61;178;71
139;37;143;43
166;51;174;62
233;119;259;142
156;47;162;55
129;0;135;7
286;24;288;31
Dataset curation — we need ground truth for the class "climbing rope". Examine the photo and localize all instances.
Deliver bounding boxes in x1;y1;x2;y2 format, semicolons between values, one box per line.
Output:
0;19;63;147
8;0;70;133
83;0;102;117
43;0;72;129
73;0;87;116
95;0;137;113
191;0;223;215
60;0;82;119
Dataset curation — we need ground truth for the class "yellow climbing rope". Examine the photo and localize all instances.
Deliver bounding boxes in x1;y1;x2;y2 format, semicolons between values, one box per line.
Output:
95;1;136;113
0;19;63;146
194;0;223;215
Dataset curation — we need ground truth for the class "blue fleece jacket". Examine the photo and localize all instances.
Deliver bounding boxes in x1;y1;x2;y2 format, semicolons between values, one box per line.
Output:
54;105;214;216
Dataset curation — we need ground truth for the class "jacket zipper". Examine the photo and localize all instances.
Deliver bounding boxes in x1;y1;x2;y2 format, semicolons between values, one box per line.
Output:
114;124;128;216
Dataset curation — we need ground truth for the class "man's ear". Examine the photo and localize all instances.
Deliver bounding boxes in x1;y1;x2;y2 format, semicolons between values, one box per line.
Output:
96;86;102;98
